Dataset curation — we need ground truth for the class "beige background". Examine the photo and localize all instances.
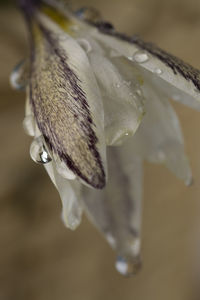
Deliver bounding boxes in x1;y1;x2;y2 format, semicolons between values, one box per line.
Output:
1;0;200;299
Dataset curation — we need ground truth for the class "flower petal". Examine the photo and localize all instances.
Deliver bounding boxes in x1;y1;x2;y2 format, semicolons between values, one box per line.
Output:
26;11;107;189
88;25;200;110
45;161;83;230
82;145;143;273
89;51;144;146
132;82;192;185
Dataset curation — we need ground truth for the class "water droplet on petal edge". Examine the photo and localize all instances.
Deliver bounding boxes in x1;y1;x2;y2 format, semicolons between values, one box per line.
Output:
30;137;52;164
134;51;149;63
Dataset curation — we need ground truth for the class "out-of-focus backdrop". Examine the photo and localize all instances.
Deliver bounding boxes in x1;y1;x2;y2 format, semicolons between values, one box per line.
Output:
1;0;200;299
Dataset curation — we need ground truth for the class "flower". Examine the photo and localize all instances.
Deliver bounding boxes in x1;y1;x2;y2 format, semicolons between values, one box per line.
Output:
11;0;200;276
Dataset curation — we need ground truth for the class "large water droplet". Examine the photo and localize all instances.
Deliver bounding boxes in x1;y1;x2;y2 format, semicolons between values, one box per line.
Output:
30;137;52;164
115;256;142;277
10;60;28;90
133;51;149;63
23;115;35;136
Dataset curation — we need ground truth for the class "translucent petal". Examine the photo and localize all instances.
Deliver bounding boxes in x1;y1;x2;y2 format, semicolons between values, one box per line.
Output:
82;145;143;269
44;161;83;230
90;30;200;110
23;88;36;136
131;82;192;185
89;52;144;146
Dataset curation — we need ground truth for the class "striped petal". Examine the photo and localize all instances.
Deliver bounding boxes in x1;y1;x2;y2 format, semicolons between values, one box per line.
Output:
90;28;200;111
27;11;106;189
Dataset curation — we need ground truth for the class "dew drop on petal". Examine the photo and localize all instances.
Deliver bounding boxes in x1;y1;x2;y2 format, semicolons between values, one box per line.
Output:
154;68;163;75
133;51;149;63
23;115;35;136
78;38;92;53
115;83;121;88
125;132;130;136
30;137;52;164
115;256;142;277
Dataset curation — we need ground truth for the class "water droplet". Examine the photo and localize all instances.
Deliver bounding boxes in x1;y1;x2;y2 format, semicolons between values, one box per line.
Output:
115;83;121;88
10;60;28;90
115;256;142;277
154;68;163;75
30;137;52;164
78;39;92;53
56;159;76;180
136;89;142;96
133;51;149;63
23;115;35;136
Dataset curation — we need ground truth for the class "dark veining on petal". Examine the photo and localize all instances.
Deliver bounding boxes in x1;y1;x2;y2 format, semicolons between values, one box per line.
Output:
29;22;105;189
91;23;200;91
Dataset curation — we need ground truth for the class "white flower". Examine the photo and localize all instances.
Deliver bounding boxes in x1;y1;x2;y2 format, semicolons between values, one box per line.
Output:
11;0;200;276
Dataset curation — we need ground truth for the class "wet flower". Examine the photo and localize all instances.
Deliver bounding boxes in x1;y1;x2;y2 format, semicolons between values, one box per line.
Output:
11;0;200;276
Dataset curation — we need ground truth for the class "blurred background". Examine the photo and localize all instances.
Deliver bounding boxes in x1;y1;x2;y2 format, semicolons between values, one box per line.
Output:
1;0;200;299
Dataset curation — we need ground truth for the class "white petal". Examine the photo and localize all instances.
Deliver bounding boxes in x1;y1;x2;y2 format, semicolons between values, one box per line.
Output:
90;29;200;110
89;52;144;146
82;145;143;270
132;82;192;185
44;161;83;230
